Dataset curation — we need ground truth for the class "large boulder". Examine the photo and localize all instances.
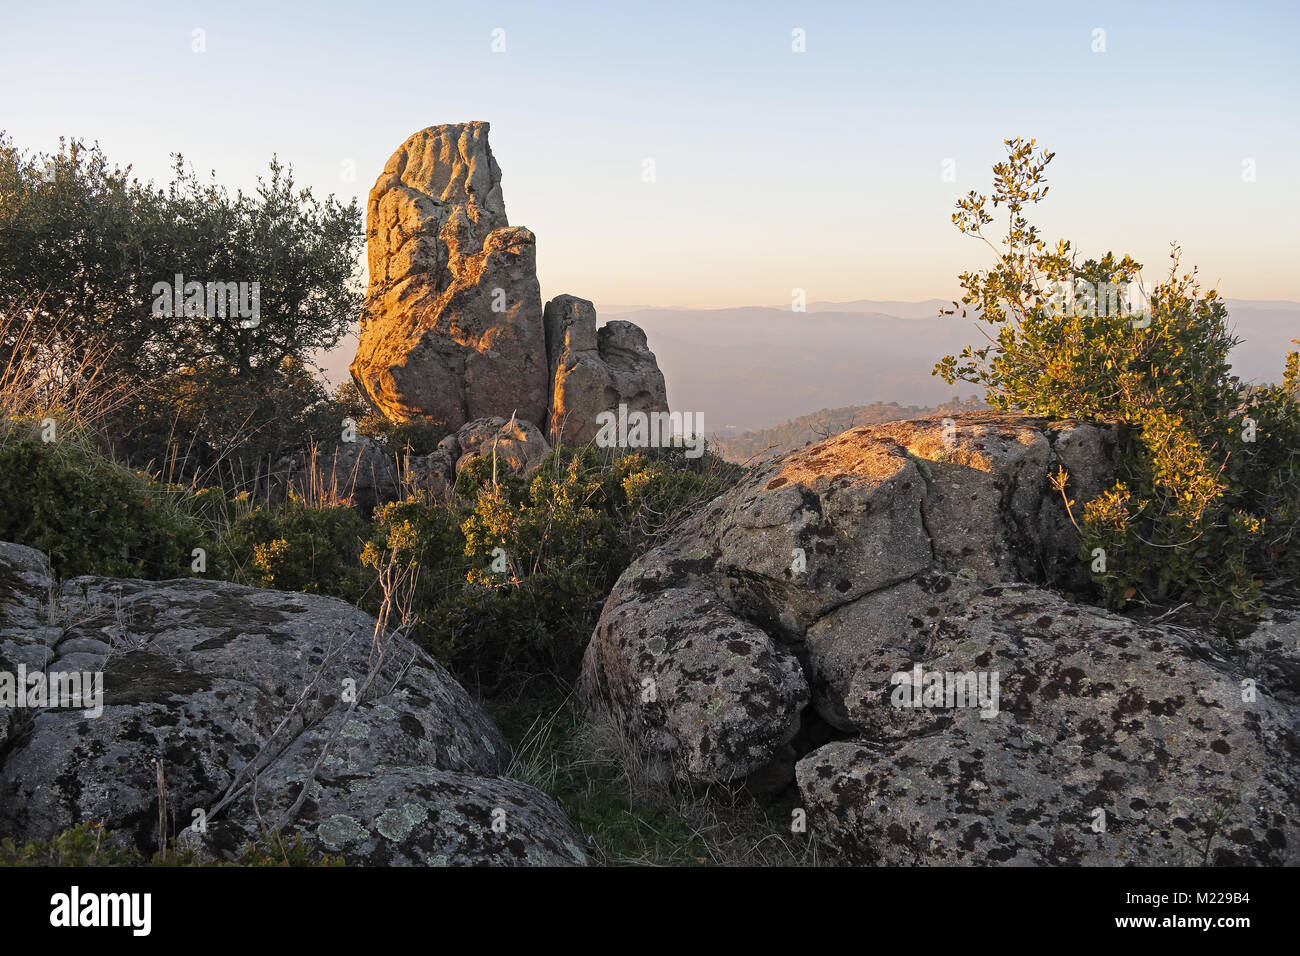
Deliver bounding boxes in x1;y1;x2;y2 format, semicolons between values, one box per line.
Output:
0;541;588;866
578;413;1300;864
543;295;669;446
348;124;670;449
795;580;1299;865
350;122;549;431
580;584;808;782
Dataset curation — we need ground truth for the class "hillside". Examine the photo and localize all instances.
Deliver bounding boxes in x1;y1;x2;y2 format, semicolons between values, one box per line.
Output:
711;396;988;461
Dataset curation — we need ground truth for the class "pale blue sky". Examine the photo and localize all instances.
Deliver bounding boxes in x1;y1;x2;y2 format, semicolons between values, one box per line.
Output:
2;0;1297;306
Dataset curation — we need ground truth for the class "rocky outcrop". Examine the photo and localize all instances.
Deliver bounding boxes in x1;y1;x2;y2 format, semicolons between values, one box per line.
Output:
543;295;669;446
349;123;669;447
578;413;1300;864
0;541;588;866
350;122;550;432
283;416;552;514
450;415;551;475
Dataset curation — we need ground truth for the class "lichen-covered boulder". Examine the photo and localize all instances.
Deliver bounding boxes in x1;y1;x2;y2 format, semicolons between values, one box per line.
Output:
1233;599;1300;705
0;542;587;866
578;413;1300;865
583;584;808;782
796;579;1298;865
581;414;1115;783
450;415;551;476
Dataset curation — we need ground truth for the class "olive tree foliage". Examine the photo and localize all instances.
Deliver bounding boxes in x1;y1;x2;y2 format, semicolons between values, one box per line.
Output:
935;138;1300;619
0;133;364;481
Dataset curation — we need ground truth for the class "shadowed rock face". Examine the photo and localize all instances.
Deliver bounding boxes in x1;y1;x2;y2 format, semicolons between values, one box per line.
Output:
350;122;549;431
579;413;1300;865
0;541;588;866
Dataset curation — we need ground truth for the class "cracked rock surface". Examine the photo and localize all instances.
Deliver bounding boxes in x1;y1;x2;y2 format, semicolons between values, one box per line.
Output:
349;121;550;431
578;413;1300;864
543;294;669;446
0;542;587;865
348;123;670;448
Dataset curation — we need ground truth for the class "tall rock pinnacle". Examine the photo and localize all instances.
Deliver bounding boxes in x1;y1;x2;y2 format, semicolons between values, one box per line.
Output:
350;122;549;430
351;122;670;445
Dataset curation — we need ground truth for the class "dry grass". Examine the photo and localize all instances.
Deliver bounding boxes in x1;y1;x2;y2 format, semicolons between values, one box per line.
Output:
498;690;829;867
293;439;367;509
0;301;131;447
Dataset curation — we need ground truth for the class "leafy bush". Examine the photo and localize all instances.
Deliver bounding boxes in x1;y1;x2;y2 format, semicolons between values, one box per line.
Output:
0;403;740;690
935;138;1300;617
121;355;352;491
0;437;203;578
231;830;346;867
0;133;364;488
0;822;145;867
369;445;741;690
217;494;369;598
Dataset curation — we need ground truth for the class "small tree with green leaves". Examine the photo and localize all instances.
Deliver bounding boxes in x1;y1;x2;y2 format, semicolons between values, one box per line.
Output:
935;138;1300;619
0;133;364;483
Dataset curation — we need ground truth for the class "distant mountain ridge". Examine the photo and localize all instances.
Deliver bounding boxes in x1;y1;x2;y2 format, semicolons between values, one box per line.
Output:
603;298;1298;435
783;298;953;320
323;298;1298;436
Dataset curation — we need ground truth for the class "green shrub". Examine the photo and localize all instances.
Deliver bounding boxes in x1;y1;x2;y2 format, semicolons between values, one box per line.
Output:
368;445;741;690
0;437;203;578
0;822;146;866
182;484;239;528
0;134;364;488
935;138;1300;618
231;830;346;867
123;356;354;491
1;417;740;691
217;494;369;599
